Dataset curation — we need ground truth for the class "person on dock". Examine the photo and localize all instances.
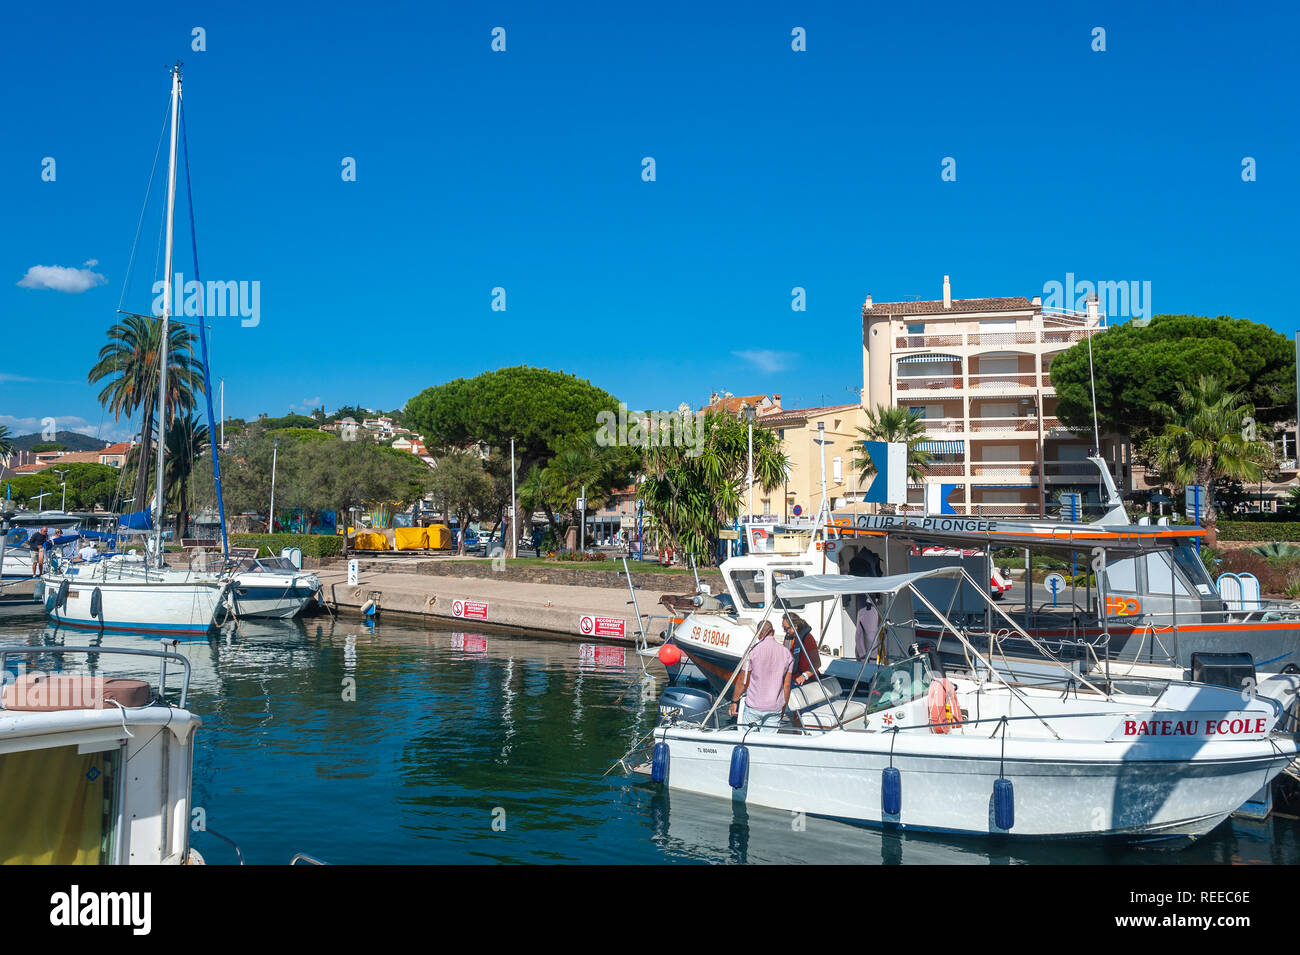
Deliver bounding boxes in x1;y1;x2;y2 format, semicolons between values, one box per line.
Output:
729;621;792;731
781;612;821;686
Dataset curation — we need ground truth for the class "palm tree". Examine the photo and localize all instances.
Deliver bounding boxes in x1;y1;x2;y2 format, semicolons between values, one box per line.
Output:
638;410;788;563
164;412;209;538
1147;375;1273;521
854;405;932;512
0;424;14;459
88;314;204;513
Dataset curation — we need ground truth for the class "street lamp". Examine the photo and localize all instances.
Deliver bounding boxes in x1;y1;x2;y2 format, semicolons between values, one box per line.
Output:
53;469;70;512
268;437;280;533
743;405;756;523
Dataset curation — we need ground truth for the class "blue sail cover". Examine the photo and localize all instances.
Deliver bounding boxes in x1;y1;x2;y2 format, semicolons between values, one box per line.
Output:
118;510;153;531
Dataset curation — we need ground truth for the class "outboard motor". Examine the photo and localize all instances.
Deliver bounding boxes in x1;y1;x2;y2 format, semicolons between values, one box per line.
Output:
659;685;717;725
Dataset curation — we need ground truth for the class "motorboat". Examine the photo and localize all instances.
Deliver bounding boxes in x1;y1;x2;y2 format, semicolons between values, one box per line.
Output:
639;568;1300;845
226;556;322;619
0;511;84;603
0;644;202;864
671;457;1300;690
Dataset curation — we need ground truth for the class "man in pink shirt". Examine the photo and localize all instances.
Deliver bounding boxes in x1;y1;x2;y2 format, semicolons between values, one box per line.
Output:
728;621;793;731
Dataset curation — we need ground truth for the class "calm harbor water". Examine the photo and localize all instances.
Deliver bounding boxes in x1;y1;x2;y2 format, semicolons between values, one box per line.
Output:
2;605;1298;865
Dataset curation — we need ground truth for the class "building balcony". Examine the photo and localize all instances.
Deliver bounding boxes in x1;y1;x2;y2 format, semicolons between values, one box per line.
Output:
922;462;966;477
893;326;1099;352
970;461;1036;480
897;375;963;392
1043;460;1120;483
920;417;965;434
968;373;1040;391
969;502;1041;516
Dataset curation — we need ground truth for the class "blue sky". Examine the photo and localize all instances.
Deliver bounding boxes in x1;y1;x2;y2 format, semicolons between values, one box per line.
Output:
2;0;1297;442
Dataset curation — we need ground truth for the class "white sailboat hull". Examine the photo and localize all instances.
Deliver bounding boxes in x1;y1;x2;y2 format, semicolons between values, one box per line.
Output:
42;564;226;635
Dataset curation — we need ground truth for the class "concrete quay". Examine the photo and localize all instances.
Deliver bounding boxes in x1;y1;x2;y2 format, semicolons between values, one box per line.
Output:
316;558;694;645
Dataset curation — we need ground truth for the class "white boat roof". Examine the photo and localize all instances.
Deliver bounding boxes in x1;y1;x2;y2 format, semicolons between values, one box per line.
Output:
830;512;1204;552
776;567;968;601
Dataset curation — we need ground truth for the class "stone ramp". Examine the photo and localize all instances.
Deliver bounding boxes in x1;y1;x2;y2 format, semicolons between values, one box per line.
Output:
316;564;685;645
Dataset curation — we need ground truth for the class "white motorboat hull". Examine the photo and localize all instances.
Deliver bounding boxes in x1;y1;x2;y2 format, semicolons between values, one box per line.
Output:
42;566;226;635
227;572;321;619
652;724;1299;843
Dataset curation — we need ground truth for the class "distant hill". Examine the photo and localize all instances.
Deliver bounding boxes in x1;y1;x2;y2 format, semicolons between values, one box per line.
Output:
10;430;111;452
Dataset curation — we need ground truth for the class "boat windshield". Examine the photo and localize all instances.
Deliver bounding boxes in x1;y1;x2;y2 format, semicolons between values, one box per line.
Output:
240;557;297;573
866;654;934;714
1169;542;1217;599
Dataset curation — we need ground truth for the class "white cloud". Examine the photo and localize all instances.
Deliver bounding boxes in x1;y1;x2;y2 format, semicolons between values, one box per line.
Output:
83;258;99;267
731;349;795;373
290;396;323;415
16;263;107;294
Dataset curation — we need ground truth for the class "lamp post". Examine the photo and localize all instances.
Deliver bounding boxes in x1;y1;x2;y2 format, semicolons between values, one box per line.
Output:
268;437;279;533
744;405;755;523
53;469;70;512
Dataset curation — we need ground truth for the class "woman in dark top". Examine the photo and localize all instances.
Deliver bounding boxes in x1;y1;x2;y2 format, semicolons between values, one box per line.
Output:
781;613;822;685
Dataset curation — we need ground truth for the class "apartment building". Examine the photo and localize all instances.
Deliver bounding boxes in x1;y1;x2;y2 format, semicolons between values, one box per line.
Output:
861;276;1119;516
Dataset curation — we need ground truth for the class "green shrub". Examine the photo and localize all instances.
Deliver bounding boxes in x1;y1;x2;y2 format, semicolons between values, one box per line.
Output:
229;533;343;558
1217;522;1300;542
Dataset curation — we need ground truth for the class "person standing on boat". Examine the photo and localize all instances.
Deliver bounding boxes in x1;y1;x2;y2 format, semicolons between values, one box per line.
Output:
781;613;822;686
26;527;49;575
729;621;793;731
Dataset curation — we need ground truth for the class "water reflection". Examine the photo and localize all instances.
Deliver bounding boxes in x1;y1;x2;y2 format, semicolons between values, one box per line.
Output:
1;608;1297;865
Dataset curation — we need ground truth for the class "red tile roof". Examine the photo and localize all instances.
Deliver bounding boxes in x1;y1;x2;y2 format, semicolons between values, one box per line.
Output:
862;296;1034;318
760;403;860;427
706;394;772;415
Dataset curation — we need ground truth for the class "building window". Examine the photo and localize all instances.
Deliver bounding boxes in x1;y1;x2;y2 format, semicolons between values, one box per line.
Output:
907;323;925;335
832;457;842;482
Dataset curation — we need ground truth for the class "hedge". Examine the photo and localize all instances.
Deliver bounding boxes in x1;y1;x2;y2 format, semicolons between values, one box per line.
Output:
1216;522;1300;542
228;533;343;558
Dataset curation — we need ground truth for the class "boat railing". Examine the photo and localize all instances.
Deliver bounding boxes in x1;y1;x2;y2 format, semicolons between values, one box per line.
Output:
669;687;1283;741
289;853;329;865
0;643;193;709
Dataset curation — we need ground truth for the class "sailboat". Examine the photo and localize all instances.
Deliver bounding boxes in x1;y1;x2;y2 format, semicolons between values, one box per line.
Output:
41;64;228;636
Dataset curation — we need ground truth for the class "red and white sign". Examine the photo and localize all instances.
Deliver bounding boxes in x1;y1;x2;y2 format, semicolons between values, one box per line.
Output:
1109;712;1270;741
579;615;625;639
451;632;487;653
579;644;627;668
452;599;489;620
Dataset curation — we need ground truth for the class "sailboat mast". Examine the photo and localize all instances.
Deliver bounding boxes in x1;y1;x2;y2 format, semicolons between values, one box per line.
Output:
154;62;182;567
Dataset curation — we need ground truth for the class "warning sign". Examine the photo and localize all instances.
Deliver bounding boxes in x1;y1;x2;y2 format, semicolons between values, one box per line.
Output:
452;599;489;620
579;615;625;639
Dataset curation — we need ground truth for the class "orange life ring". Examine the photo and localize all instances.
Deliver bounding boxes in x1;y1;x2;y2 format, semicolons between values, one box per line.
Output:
927;679;963;734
